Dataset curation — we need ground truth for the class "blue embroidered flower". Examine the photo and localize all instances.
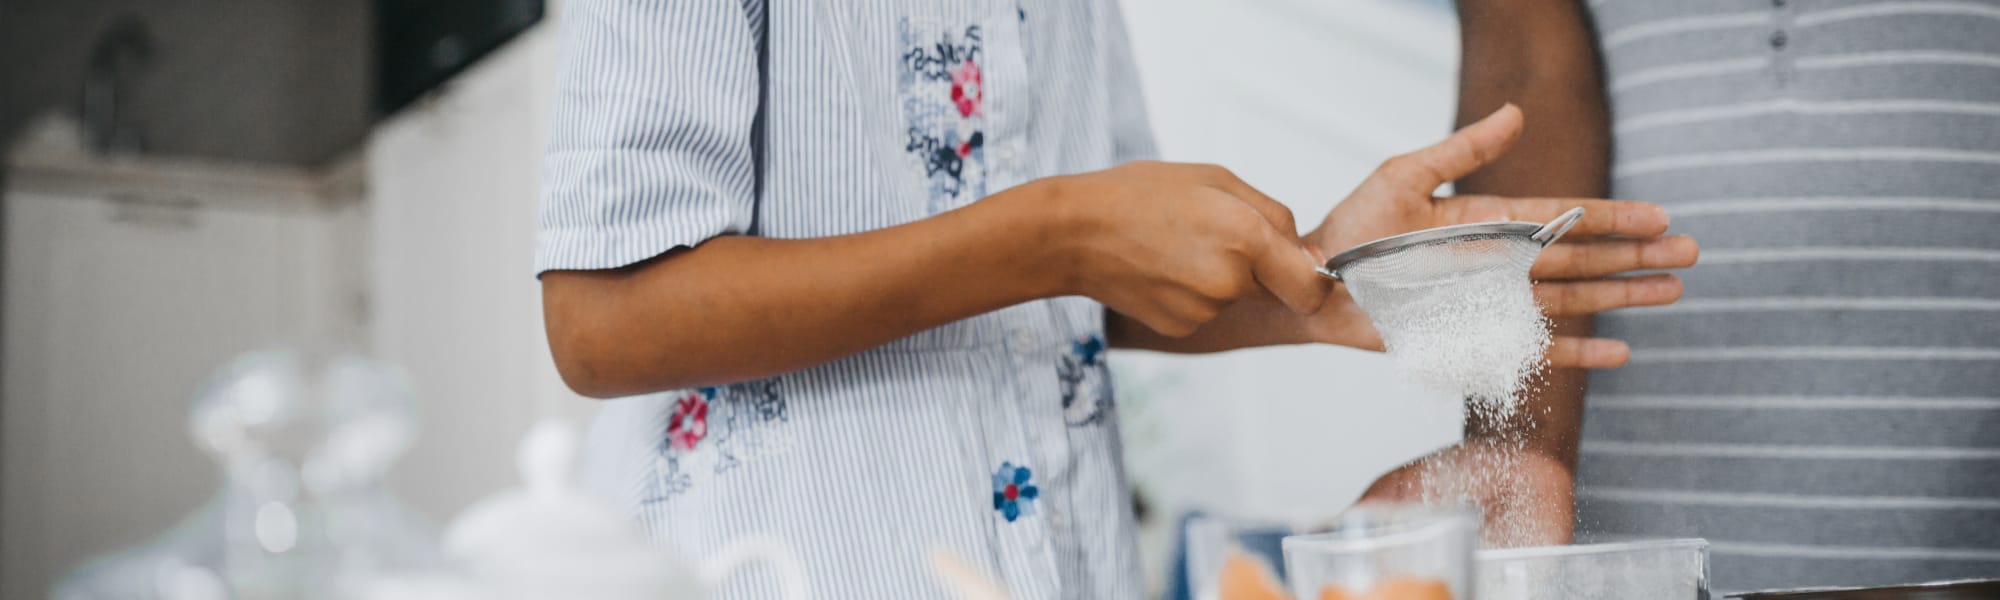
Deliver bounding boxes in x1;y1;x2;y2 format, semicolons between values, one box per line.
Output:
992;461;1040;522
1071;335;1105;367
1059;333;1113;426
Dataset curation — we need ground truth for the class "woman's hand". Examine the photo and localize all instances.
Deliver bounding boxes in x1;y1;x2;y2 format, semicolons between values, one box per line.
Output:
1303;104;1699;367
1045;161;1332;337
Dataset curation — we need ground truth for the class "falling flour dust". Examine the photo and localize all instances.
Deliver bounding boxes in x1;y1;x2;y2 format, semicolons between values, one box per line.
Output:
1341;236;1554;547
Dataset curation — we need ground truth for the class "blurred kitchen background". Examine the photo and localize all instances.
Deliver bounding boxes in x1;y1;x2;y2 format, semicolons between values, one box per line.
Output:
0;0;1464;596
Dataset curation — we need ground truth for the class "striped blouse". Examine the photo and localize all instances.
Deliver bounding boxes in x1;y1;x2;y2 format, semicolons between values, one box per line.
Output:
1576;0;2000;593
536;0;1155;598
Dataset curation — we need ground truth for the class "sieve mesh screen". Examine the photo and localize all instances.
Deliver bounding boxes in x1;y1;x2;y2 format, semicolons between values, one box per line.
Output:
1337;234;1549;409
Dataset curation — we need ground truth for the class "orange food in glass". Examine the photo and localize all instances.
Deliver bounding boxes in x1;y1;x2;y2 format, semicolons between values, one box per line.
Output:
1319;576;1453;600
1218;551;1452;600
1218;551;1290;600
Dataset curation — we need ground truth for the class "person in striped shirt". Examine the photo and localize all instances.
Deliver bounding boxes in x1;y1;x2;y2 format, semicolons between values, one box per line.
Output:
534;1;1694;597
1373;0;2000;592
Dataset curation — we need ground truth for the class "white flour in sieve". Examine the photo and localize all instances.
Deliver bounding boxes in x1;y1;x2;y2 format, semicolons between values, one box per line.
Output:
1340;236;1552;419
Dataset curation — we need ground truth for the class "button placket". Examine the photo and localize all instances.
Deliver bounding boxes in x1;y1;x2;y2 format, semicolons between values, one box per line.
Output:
980;0;1035;192
1769;0;1796;86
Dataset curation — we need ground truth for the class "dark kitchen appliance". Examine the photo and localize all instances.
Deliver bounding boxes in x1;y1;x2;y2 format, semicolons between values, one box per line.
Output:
376;0;545;115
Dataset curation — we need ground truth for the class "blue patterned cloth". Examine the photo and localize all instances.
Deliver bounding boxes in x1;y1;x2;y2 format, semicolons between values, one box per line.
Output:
537;1;1156;598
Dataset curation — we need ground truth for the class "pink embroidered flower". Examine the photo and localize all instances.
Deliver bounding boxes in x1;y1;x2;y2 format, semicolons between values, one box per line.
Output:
950;59;983;117
667;392;709;451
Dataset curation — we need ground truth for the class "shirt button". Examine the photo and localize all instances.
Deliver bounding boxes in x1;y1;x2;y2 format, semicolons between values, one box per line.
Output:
1772;0;1785;7
1769;29;1788;49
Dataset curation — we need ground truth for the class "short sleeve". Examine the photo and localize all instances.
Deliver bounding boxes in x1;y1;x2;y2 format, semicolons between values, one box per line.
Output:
1102;0;1159;164
536;0;765;273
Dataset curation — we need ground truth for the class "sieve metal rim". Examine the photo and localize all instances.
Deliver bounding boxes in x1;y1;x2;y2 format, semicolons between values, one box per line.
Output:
1315;221;1536;279
1316;207;1585;280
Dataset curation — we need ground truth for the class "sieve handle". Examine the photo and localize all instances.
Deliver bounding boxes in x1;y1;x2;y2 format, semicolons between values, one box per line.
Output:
1530;207;1586;247
1315;265;1342;281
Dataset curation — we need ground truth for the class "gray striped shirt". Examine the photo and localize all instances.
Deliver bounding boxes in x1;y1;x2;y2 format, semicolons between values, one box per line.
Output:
536;0;1154;598
1577;0;2000;592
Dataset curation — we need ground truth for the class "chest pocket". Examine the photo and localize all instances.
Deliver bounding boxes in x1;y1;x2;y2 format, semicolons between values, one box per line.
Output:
896;18;990;214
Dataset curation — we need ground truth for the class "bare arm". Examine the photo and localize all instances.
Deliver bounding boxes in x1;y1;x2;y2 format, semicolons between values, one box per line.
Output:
544;185;1067;398
545;164;1333;399
1452;0;1610;477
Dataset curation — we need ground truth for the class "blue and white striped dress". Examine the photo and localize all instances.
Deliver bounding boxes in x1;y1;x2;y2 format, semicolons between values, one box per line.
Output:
536;0;1155;597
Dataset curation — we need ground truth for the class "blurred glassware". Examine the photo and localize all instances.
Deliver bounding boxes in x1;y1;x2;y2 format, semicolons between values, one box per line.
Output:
1281;505;1477;600
1476;539;1709;600
1182;514;1300;600
53;349;442;600
365;421;812;600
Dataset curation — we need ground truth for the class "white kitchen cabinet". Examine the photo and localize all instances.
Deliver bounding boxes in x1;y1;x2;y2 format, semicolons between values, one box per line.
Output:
1;144;367;600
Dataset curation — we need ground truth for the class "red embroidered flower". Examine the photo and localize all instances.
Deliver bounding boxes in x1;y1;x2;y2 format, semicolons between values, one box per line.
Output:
950;59;983;117
667;392;709;451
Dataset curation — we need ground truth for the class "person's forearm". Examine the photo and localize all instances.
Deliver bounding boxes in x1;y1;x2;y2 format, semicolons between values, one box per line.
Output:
543;181;1076;398
1107;294;1313;353
1453;0;1609;467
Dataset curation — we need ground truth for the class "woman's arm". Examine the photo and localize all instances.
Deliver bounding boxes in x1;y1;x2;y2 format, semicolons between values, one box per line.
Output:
545;163;1331;398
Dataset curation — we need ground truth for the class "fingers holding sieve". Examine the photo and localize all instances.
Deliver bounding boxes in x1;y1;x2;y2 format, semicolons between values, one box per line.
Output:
1531;273;1684;316
1545;336;1633;369
1444;197;1671;239
1375;104;1524;193
1529;235;1700;280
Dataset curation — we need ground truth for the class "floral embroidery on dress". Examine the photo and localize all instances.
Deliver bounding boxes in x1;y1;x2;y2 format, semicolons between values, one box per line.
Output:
667;391;709;451
644;380;791;504
992;461;1040;522
1058;333;1113;426
950;59;983;117
898;19;988;213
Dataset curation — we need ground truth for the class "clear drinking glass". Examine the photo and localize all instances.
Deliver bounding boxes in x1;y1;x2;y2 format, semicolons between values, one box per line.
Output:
1281;505;1477;600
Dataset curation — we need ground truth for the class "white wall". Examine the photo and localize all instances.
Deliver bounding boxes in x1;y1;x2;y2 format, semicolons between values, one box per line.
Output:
1114;0;1466;527
366;21;596;521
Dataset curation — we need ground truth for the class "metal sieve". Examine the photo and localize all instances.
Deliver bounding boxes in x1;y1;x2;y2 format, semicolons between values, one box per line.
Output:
1315;207;1586;395
1315;207;1586;283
